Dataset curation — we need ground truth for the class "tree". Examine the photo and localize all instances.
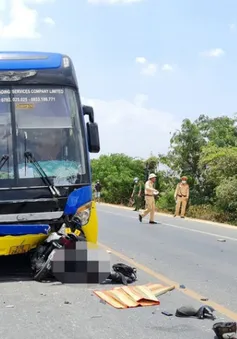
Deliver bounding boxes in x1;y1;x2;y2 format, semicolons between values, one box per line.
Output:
90;113;237;225
199;145;237;185
159;115;237;206
195;115;237;204
196;115;237;147
216;177;237;219
91;153;145;204
145;156;159;172
159;119;206;199
161;115;237;179
144;155;159;181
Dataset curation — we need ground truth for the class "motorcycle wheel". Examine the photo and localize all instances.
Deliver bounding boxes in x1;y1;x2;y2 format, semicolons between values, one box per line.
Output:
30;244;48;271
33;255;53;282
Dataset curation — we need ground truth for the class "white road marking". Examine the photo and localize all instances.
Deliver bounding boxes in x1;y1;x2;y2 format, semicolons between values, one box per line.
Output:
98;209;237;242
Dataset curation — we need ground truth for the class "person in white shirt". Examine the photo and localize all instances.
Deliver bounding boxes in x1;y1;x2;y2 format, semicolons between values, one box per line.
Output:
139;173;158;224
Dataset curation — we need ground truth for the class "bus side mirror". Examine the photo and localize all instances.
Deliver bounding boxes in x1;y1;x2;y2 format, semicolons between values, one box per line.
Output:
83;105;94;123
82;105;100;153
86;122;100;153
83;105;100;153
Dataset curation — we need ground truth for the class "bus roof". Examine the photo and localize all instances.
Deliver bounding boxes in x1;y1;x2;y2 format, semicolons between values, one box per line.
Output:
0;51;65;70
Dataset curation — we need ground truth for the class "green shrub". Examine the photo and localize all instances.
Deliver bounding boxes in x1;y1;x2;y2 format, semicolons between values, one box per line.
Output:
186;204;233;224
91;154;144;205
156;190;175;213
215;177;237;213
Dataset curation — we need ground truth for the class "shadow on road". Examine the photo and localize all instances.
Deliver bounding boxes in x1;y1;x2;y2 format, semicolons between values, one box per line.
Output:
0;254;32;282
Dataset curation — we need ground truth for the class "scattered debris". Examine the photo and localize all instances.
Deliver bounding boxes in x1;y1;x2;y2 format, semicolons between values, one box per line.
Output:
91;315;102;319
218;239;226;242
151;307;161;315
99;299;106;305
176;305;216;320
213;321;237;338
106;250;111;254
51;282;62;286
152;284;175;298
200;297;209;301
94;283;175;309
161;311;173;316
5;305;14;308
179;284;186;289
64;301;71;305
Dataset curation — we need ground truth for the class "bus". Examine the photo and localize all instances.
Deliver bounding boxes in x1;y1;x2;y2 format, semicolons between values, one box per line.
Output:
0;51;100;256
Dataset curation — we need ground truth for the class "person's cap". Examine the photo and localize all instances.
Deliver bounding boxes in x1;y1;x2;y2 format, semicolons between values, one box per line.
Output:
181;176;188;180
148;173;156;180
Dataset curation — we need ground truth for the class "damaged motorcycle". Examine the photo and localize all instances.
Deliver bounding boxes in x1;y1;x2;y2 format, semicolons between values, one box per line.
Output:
30;215;86;282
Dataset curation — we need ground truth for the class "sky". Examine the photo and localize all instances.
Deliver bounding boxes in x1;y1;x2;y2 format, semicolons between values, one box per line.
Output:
0;0;236;159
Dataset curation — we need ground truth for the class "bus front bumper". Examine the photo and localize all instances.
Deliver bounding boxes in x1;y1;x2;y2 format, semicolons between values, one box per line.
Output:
0;201;98;256
0;224;50;256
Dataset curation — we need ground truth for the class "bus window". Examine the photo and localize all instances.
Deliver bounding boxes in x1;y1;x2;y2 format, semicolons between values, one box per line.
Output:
13;86;86;183
0;99;13;179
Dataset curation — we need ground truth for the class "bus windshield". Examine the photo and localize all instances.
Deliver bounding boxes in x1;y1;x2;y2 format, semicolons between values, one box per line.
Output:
0;86;87;185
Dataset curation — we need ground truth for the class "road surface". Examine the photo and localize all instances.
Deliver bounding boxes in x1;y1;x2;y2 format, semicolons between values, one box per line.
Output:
1;203;237;339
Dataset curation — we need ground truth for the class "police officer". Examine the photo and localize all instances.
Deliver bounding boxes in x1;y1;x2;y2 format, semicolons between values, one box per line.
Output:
174;176;189;218
139;173;158;224
131;177;142;211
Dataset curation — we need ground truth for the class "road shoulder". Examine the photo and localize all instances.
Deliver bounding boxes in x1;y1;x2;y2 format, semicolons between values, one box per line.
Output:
98;202;237;230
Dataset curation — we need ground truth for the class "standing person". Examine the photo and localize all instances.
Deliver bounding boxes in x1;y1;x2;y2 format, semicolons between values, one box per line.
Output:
94;180;102;203
138;173;159;224
174;176;189;218
131;177;142;211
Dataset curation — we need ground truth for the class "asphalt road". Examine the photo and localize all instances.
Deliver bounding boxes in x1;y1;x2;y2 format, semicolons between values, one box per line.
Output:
1;203;237;339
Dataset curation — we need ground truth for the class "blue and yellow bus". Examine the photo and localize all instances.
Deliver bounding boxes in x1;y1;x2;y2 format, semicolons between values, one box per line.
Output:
0;51;100;256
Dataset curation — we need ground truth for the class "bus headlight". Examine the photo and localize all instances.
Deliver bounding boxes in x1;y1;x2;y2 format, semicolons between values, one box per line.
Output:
74;202;92;226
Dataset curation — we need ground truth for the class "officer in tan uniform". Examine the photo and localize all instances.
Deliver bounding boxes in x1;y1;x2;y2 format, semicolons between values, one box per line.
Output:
174;176;189;218
139;173;159;224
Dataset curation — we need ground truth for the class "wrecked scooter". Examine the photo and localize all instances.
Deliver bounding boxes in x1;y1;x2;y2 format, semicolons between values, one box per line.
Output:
30;216;86;282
